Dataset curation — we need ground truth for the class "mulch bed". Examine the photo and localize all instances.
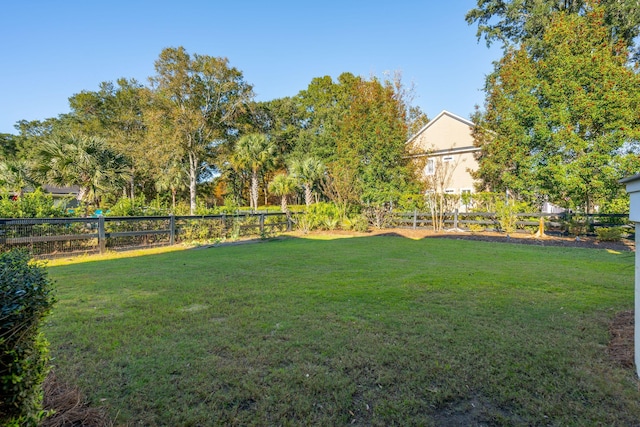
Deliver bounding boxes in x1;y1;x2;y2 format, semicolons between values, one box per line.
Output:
301;228;635;252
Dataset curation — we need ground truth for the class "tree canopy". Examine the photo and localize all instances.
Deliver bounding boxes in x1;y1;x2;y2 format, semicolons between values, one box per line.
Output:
2;46;430;215
466;0;640;57
148;47;254;214
472;5;640;211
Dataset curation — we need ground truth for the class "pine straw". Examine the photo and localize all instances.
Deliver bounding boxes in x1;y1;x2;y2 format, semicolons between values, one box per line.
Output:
41;371;112;427
607;310;635;369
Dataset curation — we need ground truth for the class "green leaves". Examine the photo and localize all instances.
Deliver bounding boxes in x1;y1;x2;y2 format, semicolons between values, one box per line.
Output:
149;47;254;214
466;0;640;55
234;133;276;210
0;249;55;426
475;5;640;210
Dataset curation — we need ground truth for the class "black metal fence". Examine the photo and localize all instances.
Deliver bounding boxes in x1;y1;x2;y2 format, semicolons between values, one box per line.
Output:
0;212;293;258
394;210;630;233
0;210;631;258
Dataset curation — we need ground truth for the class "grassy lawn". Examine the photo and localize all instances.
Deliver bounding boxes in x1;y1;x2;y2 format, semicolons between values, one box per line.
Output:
44;235;639;426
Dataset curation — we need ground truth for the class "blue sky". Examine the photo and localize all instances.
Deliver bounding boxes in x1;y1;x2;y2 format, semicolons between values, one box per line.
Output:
0;1;501;135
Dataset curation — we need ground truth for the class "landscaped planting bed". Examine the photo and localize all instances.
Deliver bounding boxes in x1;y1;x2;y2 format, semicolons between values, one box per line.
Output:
44;235;640;425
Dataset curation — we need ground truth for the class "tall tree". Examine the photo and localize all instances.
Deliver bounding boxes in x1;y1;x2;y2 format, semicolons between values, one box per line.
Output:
149;47;254;214
334;77;413;205
233;133;276;211
466;0;640;56
473;5;640;211
292;73;357;162
69;79;154;200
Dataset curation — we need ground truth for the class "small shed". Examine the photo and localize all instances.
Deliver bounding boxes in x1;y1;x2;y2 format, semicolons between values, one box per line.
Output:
620;173;640;377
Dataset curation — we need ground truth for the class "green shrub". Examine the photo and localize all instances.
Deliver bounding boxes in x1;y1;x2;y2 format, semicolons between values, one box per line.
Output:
0;249;56;426
341;214;369;232
495;200;528;234
294;212;315;234
568;219;587;236
596;227;624;242
307;203;341;230
107;196;147;216
362;205;394;229
396;193;426;212
0;190;68;218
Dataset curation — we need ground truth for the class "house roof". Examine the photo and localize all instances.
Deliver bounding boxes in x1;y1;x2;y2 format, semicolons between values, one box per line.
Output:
406;110;475;146
42;185;80;195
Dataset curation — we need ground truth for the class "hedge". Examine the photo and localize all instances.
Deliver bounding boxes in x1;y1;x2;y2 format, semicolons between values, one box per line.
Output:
0;249;56;426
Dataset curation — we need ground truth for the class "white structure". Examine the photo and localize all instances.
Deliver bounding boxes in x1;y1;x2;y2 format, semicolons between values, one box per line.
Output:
620;174;640;377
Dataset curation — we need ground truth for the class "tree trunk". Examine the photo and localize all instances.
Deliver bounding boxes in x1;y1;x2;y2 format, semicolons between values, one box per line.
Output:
189;151;198;215
304;183;312;207
251;171;259;212
280;195;288;213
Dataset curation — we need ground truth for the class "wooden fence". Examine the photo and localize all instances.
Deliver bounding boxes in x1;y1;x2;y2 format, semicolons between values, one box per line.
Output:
0;212;293;258
0;210;630;258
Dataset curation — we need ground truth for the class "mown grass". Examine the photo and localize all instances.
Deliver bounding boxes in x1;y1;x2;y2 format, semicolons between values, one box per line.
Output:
44;235;639;426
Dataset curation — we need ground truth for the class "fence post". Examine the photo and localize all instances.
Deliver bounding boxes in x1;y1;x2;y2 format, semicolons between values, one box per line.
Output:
98;216;106;254
221;213;227;234
169;214;175;245
287;214;292;232
259;213;265;234
453;209;459;229
413;209;417;229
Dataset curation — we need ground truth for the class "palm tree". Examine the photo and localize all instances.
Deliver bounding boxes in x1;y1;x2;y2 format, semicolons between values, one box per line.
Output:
269;173;298;214
33;134;130;208
155;159;188;212
233;133;276;211
0;159;36;197
288;156;326;207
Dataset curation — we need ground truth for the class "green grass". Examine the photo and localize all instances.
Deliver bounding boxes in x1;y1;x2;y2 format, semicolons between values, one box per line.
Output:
44;236;639;426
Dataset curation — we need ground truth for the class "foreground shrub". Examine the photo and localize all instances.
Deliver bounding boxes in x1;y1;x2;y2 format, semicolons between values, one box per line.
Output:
0;249;56;426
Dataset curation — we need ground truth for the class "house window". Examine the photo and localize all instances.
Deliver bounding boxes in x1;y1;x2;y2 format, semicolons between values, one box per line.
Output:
444;188;456;194
424;159;435;175
443;155;455;163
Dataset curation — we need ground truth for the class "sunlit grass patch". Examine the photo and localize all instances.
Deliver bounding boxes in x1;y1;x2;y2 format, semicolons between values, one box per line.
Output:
44;236;639;425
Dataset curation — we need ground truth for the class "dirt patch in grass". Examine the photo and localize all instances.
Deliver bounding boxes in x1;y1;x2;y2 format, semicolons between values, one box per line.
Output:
608;310;635;370
41;371;112;427
431;393;526;426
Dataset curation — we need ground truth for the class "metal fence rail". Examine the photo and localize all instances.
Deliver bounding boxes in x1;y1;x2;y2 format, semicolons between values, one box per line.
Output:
0;212;293;258
394;210;631;232
0;210;630;258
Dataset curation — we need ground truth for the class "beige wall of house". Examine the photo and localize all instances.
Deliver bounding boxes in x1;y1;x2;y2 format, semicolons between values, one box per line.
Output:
407;110;480;195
